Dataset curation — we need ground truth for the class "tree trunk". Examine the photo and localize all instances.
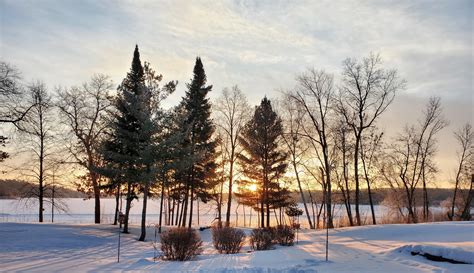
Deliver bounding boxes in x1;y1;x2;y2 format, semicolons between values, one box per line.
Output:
274;209;279;226
170;195;175;226
293;160;314;229
182;184;189;227
354;134;361;226
39;169;44;223
175;199;181;226
123;182;132;233
341;132;353;226
265;185;270;227
451;149;468;220
93;179;101;224
158;180;165;233
367;180;376;225
361;157;376;225
188;185;194;228
113;185;120;225
38;138;44;223
197;198;200;226
460;174;473;221
225;150;235;226
249;205;252;227
404;186;417;223
217;181;223;227
307;188;317;228
322;165;334;228
451;179;460;220
139;182;149;241
422;173;429;221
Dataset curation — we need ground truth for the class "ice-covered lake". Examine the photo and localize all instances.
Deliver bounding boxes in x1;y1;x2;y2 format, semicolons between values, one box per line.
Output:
0;198;422;227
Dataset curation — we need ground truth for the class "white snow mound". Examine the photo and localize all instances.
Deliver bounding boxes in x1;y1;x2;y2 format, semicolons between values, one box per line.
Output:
395;244;474;264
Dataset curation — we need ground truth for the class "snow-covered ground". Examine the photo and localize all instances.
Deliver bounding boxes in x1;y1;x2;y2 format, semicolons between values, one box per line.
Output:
0;221;472;272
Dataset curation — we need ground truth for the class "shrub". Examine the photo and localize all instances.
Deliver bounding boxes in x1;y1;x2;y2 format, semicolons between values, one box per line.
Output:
160;227;202;261
274;225;295;246
250;228;274;251
212;226;246;254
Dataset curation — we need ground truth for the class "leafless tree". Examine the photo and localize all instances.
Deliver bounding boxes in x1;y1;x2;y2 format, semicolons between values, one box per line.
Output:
56;74;114;224
280;95;315;229
0;61;35;163
359;128;383;225
214;86;251;226
337;53;404;225
289;68;336;228
333;119;355;226
381;126;419;223
417;97;448;220
16;82;56;222
0;61;34;124
382;97;446;223
450;124;473;220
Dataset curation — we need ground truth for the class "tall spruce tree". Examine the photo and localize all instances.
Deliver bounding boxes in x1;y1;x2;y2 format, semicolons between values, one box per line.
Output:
238;97;289;227
179;57;217;227
99;45;157;240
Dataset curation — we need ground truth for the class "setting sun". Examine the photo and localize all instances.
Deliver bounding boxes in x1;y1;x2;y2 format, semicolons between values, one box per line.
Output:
248;184;258;192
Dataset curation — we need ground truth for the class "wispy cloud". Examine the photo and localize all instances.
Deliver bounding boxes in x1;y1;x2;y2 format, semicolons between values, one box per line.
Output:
1;0;472;181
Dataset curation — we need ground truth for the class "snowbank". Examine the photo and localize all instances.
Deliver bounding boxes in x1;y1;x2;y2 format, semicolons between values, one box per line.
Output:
395;244;474;264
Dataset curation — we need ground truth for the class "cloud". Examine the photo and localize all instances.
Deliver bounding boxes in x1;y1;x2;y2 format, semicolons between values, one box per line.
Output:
1;0;471;183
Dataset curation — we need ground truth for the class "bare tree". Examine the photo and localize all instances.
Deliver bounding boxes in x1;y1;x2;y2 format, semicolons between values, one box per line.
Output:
0;61;35;163
382;97;446;223
16;82;55;222
289;68;336;228
460;174;473;221
0;61;33;124
381;126;419;223
280;96;314;229
417;97;448;220
359;128;383;225
56;74;113;224
210;132;228;226
337;53;404;225
214;86;251;226
450;124;473;220
333;119;354;226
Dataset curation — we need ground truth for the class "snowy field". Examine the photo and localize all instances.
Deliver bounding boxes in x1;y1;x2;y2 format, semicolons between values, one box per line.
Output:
0;221;472;272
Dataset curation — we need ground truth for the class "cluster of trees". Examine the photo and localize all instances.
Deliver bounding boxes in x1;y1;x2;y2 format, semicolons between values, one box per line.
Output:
1;48;472;240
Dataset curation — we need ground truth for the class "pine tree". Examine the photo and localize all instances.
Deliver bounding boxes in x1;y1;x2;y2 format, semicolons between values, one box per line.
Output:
179;57;218;227
238;97;289;227
99;45;157;239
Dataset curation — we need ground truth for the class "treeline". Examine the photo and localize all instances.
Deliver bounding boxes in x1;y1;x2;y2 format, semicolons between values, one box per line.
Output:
0;179;463;207
293;188;472;207
0;179;86;199
1;46;472;241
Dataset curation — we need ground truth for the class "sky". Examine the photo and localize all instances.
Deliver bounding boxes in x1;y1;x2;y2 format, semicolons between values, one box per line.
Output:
0;0;472;185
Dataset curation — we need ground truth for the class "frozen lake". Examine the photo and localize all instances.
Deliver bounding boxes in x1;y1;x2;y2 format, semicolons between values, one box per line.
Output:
0;198;422;228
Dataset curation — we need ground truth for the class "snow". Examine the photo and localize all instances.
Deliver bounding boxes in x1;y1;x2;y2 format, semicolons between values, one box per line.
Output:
0;221;472;272
395;244;474;264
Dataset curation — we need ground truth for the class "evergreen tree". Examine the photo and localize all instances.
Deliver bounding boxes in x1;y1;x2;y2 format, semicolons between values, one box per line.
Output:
179;57;218;227
99;45;157;239
238;97;289;227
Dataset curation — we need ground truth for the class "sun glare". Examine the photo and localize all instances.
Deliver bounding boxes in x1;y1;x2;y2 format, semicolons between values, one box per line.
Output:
248;184;257;192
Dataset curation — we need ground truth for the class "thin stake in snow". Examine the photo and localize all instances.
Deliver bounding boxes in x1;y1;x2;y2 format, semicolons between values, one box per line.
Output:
117;212;125;263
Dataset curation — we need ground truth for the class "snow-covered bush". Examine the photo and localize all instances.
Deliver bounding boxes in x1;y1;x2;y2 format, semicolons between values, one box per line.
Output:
160;227;202;261
211;226;246;254
274;225;295;246
250;228;274;250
